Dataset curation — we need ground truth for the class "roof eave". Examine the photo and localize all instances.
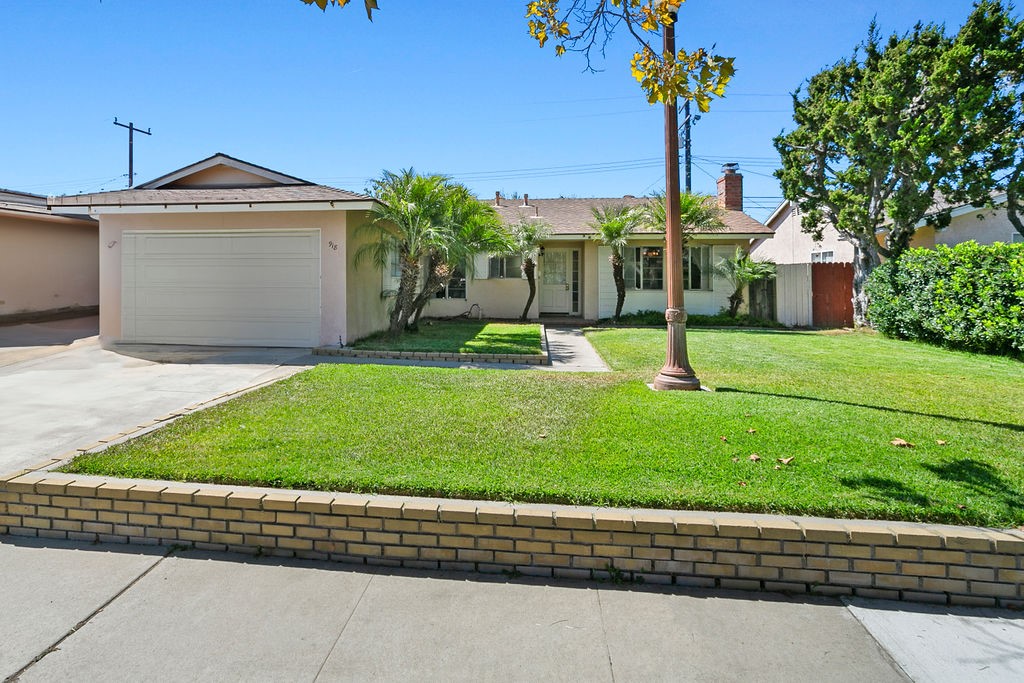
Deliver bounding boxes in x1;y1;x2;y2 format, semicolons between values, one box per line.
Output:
63;199;379;215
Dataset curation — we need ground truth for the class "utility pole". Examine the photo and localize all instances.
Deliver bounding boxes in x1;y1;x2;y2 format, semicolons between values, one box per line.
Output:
679;99;700;193
113;118;151;187
653;13;701;391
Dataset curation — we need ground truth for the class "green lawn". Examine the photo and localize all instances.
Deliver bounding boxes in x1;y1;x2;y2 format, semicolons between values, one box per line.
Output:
61;328;1024;527
351;320;542;355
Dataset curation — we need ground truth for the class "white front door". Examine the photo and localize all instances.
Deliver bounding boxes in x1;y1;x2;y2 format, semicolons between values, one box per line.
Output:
540;248;572;314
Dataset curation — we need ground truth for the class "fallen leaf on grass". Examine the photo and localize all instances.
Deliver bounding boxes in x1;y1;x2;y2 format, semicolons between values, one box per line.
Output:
738;481;747;487
777;457;795;466
538;434;547;439
720;436;729;443
746;428;757;434
773;465;781;470
957;504;967;510
749;453;761;462
731;457;740;463
890;438;915;448
744;413;752;417
936;439;948;446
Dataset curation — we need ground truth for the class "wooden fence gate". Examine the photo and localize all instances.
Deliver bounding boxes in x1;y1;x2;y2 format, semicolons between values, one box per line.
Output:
811;262;854;328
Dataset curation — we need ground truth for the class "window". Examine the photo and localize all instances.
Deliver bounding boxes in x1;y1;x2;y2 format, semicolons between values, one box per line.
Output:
810;250;835;263
488;255;522;278
627;246;664;290
683;245;712;291
436;264;467;299
389;250;402;279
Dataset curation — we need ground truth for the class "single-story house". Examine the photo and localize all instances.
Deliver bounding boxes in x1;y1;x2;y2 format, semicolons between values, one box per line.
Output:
47;154;772;349
751;200;856;265
49;153;387;348
0;188;98;322
423;165;773;322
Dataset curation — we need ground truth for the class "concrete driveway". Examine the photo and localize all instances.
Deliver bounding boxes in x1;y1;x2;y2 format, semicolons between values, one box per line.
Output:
0;317;312;473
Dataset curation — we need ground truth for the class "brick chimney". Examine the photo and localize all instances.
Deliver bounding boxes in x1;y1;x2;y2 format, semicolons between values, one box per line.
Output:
717;163;743;211
494;191;501;206
521;193;529;207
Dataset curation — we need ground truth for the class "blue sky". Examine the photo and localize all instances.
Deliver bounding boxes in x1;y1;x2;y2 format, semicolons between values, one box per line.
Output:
2;1;985;221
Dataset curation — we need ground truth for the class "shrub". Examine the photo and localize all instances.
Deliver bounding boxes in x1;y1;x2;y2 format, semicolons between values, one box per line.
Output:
602;309;784;328
866;241;1024;356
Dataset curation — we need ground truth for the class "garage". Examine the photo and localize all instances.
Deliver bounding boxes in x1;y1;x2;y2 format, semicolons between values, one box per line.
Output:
121;229;321;347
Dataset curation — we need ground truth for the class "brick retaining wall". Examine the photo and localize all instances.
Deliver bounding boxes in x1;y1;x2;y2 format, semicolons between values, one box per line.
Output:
2;470;1022;608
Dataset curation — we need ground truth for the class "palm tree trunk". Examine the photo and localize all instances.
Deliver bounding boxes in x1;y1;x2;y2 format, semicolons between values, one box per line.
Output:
610;253;626;321
520;258;537;321
389;258;420;338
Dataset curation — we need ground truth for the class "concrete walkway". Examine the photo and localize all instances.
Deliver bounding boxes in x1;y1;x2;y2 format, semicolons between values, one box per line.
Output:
2;537;910;682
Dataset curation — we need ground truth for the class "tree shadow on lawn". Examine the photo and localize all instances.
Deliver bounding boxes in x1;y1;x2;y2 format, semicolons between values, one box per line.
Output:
924;459;1024;516
839;461;1024;523
837;475;935;508
714;387;1024;434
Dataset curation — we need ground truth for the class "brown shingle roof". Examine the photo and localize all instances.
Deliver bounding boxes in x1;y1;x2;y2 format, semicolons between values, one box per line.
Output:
488;196;772;236
49;184;372;207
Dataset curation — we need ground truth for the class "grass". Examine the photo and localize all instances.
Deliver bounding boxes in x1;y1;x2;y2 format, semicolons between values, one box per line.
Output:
350;320;542;355
61;328;1024;527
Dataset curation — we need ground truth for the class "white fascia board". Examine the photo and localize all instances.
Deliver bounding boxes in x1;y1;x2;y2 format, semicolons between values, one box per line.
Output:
765;200;791;227
82;201;376;215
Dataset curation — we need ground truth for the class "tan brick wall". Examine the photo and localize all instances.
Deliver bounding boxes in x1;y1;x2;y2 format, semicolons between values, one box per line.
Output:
1;471;1022;608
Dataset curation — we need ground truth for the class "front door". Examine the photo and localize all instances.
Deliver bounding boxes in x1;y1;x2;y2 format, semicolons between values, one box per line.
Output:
540;248;573;314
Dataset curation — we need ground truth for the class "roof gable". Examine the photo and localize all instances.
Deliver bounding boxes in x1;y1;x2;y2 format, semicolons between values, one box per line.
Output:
137;153;310;189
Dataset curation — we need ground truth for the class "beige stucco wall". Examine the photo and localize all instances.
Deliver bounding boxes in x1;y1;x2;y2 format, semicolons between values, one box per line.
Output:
915;208;1021;248
752;203;855;264
344;211;389;343
424;274;536;320
97;209;367;347
164;166;278;188
422;239;591;321
0;213;98;316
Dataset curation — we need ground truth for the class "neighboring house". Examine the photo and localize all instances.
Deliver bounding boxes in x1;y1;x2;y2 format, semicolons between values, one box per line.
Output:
752;196;1022;265
751;200;855;265
48;154;386;348
0;188;98;322
909;194;1022;248
421;165;773;321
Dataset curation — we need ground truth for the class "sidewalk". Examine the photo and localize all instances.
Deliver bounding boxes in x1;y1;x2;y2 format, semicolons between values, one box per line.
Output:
3;537;908;682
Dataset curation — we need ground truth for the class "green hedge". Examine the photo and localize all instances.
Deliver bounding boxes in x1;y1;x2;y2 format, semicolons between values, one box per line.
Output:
601;309;784;328
866;241;1024;356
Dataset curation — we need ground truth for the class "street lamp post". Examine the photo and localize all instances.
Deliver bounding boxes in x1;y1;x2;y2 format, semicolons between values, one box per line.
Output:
652;13;701;391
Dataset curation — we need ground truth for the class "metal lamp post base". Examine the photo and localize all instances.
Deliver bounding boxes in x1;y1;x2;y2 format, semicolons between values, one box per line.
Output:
652;311;701;391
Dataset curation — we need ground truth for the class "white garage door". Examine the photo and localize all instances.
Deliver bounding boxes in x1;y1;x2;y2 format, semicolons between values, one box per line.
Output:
122;230;321;347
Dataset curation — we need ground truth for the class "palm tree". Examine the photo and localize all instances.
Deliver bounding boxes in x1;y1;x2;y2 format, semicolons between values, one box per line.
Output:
714;247;777;317
408;186;509;328
508;218;551;321
589;204;641;321
639;191;726;244
357;169;449;337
